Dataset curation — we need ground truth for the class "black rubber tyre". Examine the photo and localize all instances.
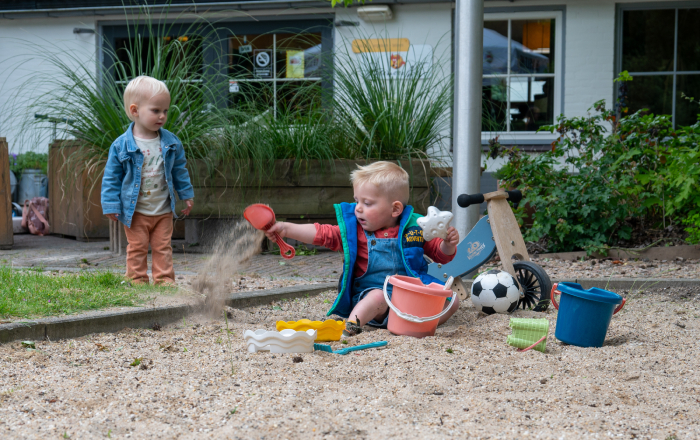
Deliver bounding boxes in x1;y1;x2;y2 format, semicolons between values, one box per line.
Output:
513;261;552;312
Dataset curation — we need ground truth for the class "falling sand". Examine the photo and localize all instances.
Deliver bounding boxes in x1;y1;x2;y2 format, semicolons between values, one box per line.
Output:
191;219;265;314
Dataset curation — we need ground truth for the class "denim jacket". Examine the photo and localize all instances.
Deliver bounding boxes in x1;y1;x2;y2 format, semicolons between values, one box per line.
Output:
101;123;194;228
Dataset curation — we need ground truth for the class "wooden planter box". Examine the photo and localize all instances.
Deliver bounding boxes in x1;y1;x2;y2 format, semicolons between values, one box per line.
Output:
50;144;432;242
0;138;13;249
176;159;433;222
49;141;110;240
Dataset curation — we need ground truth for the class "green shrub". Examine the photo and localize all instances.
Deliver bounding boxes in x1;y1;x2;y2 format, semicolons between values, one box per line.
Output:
10;152;48;176
494;100;700;253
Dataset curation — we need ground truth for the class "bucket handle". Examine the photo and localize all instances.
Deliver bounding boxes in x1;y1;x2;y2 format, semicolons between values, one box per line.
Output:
551;283;560;310
551;283;626;314
517;334;547;353
382;276;456;324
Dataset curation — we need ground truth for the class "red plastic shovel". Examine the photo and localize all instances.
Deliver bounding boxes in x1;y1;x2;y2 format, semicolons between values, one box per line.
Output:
243;204;295;259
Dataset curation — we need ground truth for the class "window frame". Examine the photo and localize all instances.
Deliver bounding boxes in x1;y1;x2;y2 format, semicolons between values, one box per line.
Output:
481;10;563;145
615;2;700;127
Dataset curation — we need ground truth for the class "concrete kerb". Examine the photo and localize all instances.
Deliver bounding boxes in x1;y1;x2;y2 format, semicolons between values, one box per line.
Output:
460;277;700;292
1;278;697;344
0;283;336;344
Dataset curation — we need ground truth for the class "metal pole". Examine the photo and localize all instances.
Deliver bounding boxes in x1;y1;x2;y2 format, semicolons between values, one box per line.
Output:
452;0;484;239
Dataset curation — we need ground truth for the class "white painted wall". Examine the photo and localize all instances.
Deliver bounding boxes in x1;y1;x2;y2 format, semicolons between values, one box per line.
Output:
0;17;99;153
334;3;454;163
0;0;679;160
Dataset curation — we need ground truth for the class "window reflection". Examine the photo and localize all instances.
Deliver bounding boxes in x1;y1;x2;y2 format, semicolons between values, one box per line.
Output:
676;75;700;127
621;7;700;127
482;18;556;132
482;78;507;131
228;32;323;117
511;20;554;74
510;77;554;132
622;10;674;73
114;35;203;84
483;21;508;75
626;75;673;119
275;33;322;79
677;9;700;72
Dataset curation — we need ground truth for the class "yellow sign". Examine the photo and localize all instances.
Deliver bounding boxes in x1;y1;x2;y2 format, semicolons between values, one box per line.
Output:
286;50;304;78
351;38;410;54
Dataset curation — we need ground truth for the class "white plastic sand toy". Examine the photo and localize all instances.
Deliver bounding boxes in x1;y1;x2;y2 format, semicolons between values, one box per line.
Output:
417;206;454;241
243;329;316;353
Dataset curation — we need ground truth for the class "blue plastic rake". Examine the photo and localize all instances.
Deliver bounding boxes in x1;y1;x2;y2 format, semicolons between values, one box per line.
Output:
313;341;387;355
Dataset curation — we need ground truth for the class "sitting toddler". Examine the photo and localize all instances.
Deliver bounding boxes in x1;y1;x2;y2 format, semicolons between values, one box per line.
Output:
266;161;460;335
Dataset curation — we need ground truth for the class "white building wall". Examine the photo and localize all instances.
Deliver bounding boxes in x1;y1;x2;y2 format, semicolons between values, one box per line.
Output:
334;3;454;162
563;1;617;117
0;17;99;153
0;0;675;156
0;4;454;154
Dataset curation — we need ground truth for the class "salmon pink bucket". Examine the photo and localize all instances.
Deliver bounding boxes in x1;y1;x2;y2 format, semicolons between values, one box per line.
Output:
383;275;455;338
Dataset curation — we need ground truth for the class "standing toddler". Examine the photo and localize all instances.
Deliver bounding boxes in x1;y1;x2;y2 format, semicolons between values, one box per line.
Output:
101;76;194;285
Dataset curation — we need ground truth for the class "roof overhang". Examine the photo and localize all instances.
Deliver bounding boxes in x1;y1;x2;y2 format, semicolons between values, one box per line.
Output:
0;0;455;19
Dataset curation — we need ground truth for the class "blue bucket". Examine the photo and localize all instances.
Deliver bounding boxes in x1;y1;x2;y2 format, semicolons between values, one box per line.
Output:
552;282;625;348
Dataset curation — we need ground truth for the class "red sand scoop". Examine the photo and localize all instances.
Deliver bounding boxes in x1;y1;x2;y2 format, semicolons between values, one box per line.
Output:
243;204;295;259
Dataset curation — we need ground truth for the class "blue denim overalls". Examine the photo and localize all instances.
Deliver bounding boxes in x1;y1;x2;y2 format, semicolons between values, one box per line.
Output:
350;229;408;327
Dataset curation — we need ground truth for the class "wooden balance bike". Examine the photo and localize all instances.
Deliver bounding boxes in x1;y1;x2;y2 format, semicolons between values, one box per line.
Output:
427;190;552;311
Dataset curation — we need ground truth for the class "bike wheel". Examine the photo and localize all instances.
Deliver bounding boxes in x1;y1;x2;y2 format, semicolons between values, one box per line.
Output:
513;261;552;312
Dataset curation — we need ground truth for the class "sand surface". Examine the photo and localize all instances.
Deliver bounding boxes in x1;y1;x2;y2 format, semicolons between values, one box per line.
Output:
1;287;698;439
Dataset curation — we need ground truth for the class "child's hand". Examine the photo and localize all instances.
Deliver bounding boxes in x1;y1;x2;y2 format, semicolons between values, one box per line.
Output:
440;226;459;255
106;214;119;222
181;199;194;216
265;221;287;239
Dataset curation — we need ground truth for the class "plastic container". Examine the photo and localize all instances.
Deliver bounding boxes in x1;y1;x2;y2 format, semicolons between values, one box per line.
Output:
243;329;316;353
10;171;17;203
383;275;455;338
18;169;48;203
276;319;345;342
507;318;549;353
552;282;625;348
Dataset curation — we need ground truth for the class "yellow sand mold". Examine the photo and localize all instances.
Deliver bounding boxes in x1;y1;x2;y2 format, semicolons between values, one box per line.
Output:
276;319;345;342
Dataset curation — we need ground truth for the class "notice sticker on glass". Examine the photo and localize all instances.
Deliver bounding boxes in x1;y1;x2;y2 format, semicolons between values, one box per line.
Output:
239;44;252;54
286;50;305;78
229;80;239;93
253;49;272;78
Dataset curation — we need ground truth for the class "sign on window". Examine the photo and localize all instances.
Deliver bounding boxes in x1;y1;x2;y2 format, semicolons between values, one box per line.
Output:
254;49;272;78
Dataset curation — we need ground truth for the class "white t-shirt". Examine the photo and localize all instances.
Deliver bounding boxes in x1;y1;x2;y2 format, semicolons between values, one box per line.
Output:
134;135;171;216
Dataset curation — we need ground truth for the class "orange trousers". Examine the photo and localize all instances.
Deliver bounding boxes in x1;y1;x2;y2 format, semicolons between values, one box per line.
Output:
124;212;174;285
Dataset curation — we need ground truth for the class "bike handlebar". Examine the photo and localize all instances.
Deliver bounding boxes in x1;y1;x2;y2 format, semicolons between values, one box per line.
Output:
457;190;523;208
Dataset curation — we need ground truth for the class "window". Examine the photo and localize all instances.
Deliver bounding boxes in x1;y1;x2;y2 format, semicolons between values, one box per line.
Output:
228;32;323;117
102;20;332;118
112;34;204;87
619;6;700;127
482;12;562;136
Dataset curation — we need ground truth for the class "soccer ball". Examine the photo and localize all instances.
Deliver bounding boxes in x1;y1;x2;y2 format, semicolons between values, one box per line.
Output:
470;269;522;315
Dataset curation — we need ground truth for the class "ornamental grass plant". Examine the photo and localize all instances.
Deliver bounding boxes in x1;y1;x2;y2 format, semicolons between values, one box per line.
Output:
2;10;452;202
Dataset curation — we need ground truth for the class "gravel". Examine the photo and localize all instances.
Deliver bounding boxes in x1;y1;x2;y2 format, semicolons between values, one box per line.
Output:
1;288;699;439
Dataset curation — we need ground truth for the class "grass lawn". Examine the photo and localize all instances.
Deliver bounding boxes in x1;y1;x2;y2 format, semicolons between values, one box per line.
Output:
0;267;175;320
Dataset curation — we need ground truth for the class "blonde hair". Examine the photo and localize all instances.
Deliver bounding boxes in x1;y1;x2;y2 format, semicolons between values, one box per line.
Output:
123;76;170;121
350;161;410;205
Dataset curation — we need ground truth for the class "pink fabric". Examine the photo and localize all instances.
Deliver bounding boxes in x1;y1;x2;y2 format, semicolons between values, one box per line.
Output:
313;223;453;279
123;212;175;284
